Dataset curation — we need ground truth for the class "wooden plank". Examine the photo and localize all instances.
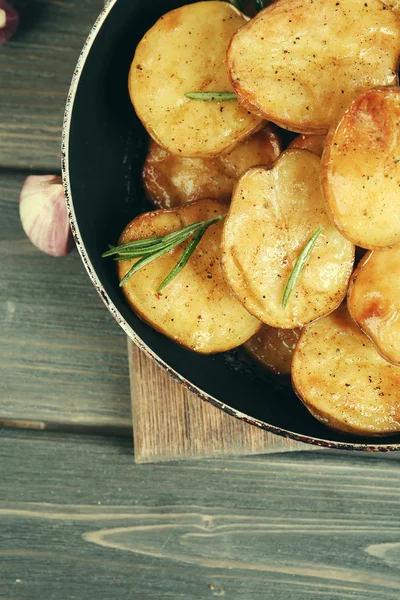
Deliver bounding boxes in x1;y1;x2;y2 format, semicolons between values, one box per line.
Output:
0;171;131;429
2;429;400;599
129;342;311;463
0;0;102;170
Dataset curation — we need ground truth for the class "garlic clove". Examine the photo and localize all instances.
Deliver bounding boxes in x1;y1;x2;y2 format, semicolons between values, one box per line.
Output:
0;1;19;45
19;175;74;257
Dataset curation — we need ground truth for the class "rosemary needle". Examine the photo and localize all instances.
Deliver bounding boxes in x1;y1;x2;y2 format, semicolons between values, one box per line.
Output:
104;238;159;254
102;222;204;258
119;240;178;288
185;92;237;102
281;227;323;309
157;224;208;292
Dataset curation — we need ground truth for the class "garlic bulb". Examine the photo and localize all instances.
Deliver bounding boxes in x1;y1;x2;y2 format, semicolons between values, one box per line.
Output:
0;1;19;45
19;175;74;257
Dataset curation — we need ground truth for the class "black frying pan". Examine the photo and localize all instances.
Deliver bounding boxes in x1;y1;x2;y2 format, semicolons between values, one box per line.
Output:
62;0;400;451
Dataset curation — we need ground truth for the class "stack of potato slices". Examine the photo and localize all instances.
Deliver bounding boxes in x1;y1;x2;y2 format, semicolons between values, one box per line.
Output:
113;0;400;436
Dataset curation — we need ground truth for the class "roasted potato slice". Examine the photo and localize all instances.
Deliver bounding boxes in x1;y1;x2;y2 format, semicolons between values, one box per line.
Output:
227;0;400;134
222;150;355;328
292;304;400;436
288;135;325;158
348;248;400;366
143;126;281;209
129;1;263;157
117;199;260;354
322;87;400;249
244;325;301;375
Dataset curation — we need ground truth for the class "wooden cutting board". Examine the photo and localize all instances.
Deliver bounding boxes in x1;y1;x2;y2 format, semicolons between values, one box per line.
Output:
128;340;312;463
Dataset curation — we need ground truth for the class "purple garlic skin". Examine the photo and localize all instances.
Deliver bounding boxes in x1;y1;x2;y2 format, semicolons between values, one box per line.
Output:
0;1;19;45
19;175;74;257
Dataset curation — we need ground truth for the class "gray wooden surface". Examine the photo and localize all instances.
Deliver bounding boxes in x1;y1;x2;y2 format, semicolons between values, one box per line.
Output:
1;1;400;598
0;0;134;431
0;172;131;431
2;428;400;600
0;0;103;170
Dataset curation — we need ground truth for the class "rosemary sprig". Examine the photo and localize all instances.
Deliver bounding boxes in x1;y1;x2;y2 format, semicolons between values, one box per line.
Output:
185;92;237;102
282;227;323;309
103;214;226;291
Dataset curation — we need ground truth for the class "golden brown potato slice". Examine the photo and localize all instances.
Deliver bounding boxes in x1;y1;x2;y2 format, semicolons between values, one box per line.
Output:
288;135;325;158
348;248;400;366
129;2;263;157
292;304;400;436
222;150;355;328
117;199;260;354
227;0;400;134
322;87;400;249
143;126;281;209
244;325;301;375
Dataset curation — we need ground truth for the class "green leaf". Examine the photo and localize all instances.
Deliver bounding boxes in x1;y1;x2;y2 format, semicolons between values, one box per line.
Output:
281;227;323;309
185;92;237;102
102;237;160;257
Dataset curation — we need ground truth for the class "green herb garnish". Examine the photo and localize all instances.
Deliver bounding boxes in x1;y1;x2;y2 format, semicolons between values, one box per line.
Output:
281;227;323;309
254;0;265;9
185;92;237;102
103;214;226;292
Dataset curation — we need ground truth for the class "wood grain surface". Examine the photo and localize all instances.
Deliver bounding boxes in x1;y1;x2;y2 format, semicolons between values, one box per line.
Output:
2;2;400;597
2;429;400;600
0;171;131;430
130;342;311;463
0;0;102;170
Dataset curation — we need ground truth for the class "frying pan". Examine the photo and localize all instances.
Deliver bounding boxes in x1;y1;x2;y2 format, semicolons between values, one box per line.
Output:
62;0;400;451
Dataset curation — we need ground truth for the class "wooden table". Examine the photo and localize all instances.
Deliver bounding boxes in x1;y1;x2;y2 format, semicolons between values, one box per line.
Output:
1;2;400;598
